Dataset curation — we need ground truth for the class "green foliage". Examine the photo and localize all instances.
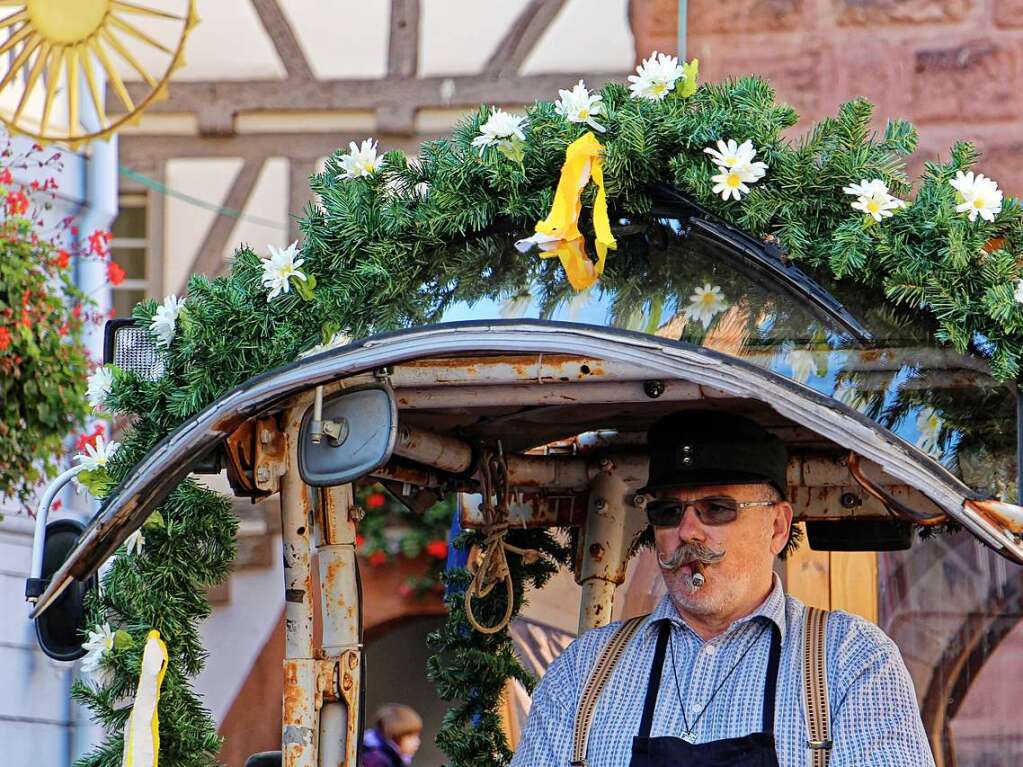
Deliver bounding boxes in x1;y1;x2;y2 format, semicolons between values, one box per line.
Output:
0;204;90;505
94;70;1023;767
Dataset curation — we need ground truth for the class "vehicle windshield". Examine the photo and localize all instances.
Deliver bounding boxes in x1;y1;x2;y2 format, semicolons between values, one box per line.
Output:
439;213;1017;501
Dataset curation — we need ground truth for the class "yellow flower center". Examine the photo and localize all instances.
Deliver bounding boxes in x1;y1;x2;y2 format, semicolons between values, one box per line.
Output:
28;0;111;44
973;197;985;209
651;81;668;95
699;293;718;307
726;172;741;188
579;109;589;119
867;200;880;213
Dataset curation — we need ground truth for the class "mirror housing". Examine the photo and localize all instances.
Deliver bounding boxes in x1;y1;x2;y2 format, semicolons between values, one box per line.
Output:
298;386;398;486
30;518;97;661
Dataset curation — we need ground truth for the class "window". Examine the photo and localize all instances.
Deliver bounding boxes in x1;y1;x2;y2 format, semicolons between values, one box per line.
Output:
110;193;148;319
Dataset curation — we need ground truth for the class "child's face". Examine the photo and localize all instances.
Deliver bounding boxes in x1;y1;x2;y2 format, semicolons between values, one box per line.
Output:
397;732;421;757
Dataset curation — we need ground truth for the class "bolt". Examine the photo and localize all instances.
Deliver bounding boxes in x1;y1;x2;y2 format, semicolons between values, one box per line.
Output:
598;456;615;473
632;494;648;508
840;492;862;509
589;542;605;561
256;466;270;483
643;380;665;399
594;498;608;514
260;428;273;444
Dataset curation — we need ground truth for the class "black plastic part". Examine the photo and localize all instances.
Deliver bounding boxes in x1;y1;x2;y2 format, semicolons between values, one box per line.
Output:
242;752;281;767
806;518;914;552
25;577;45;600
33;518;97;661
102;317;137;366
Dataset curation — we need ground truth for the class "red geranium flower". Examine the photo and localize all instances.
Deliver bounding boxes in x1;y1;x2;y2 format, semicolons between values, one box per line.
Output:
88;229;112;256
0;168;12;184
398;583;413;599
0;326;10;352
6;191;28;215
54;249;70;269
107;261;125;286
75;425;105;452
365;492;387;509
355;534;365;549
367;550;388;567
425;539;448;559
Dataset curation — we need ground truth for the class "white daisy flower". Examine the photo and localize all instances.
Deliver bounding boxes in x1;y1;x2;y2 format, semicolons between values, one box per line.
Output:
150;294;184;348
950;170;1003;223
471;108;527;153
704;139;760;170
843;179;906;222
125;529;145;557
628;51;687;101
1014;279;1023;305
710;163;766;202
260;241;308;302
554;80;605;133
86;366;114;411
683;284;726;329
337;139;381;180
916;407;943;457
787;349;817;383
80;623;115;684
75;434;120;471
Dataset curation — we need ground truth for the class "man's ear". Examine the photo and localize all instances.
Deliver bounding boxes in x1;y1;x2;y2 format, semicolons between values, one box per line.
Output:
771;501;794;556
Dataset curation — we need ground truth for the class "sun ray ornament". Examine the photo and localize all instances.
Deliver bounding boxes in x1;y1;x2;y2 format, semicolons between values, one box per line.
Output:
515;132;617;291
0;1;198;150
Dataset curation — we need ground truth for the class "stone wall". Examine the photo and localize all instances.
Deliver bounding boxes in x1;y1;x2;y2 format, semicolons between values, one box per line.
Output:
628;0;1023;192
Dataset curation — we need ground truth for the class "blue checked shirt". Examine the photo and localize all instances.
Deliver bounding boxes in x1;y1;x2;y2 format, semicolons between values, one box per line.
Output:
511;576;935;766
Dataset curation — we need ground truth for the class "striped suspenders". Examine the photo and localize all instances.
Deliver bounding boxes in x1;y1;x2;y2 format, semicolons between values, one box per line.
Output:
568;607;833;766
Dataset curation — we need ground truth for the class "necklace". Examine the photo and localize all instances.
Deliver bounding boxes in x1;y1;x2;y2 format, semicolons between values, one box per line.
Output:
667;621;771;742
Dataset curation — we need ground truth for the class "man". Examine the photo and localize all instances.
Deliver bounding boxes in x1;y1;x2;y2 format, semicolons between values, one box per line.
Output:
511;410;935;766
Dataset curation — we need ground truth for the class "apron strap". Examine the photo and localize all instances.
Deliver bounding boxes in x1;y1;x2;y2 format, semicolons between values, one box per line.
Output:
802;606;833;766
761;623;783;733
570;614;649;766
637;620;671;740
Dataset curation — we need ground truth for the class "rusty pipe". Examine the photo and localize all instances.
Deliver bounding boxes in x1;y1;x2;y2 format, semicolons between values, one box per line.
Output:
847;452;946;526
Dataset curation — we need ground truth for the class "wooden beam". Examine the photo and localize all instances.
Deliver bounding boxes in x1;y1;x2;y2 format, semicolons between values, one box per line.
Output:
188;158;265;280
113;71;624;135
387;0;419;79
288;157;317;245
250;0;315;81
485;0;569;77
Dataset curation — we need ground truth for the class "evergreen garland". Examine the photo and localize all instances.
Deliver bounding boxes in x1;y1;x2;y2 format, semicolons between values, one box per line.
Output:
84;68;1023;766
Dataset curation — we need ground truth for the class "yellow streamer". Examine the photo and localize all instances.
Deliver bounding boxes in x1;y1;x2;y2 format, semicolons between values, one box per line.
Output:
122;630;168;767
516;132;617;291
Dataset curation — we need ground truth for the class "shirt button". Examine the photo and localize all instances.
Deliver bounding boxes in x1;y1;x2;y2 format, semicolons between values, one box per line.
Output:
702;644;717;656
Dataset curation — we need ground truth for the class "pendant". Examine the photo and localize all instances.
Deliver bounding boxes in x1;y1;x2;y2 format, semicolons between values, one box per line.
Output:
682;731;696;744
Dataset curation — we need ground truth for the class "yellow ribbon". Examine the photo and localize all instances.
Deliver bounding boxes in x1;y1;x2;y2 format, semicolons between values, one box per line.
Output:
517;132;617;291
122;630;168;767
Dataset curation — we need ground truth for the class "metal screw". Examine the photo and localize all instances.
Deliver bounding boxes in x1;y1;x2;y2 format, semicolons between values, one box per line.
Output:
840;492;862;509
643;380;665;399
632;494;648;509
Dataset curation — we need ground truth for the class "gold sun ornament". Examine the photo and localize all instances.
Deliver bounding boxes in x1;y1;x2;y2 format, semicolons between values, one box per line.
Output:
0;0;198;149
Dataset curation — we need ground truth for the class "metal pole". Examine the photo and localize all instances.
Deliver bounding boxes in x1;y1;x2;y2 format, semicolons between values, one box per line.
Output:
677;0;688;60
575;466;648;633
280;407;317;767
316;484;363;767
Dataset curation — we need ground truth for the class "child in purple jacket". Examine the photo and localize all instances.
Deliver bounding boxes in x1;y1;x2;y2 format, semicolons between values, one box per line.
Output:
361;704;423;767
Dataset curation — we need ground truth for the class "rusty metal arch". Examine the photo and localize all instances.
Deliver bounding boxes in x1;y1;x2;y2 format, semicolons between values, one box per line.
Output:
31;320;1023;617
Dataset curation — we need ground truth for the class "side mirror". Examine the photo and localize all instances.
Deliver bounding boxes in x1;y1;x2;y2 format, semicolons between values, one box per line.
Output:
30;518;97;661
298;386;398;487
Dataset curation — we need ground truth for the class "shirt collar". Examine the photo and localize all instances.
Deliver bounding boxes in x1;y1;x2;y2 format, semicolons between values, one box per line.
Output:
646;572;787;643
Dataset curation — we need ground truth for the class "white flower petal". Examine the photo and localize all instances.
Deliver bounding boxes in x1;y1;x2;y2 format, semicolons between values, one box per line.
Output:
86;366;114;411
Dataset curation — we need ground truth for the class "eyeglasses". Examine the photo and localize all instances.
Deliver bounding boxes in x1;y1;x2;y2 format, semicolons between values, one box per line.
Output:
645;496;776;527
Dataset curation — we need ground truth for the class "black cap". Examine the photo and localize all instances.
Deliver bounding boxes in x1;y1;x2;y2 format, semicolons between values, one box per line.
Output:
640;410;788;497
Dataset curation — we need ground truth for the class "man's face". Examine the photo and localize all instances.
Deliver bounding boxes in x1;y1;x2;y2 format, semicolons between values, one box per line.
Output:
651;482;792;620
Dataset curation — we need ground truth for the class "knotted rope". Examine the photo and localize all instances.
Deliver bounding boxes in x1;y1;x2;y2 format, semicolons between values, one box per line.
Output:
464;446;538;635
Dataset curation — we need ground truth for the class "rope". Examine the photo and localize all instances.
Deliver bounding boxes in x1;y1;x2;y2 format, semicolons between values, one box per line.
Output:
463;446;538;635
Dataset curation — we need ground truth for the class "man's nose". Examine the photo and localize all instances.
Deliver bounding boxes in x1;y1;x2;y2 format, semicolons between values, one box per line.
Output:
676;504;706;541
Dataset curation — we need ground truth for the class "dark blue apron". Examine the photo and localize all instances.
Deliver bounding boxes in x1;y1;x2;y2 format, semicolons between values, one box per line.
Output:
629;620;782;766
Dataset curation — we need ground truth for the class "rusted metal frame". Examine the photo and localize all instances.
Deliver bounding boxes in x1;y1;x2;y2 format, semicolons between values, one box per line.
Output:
250;0;315;81
280;405;317;767
575;466;648;633
393;380;707;409
34;322;1023;617
188;158;265;278
847;452;946;526
317;484;363;767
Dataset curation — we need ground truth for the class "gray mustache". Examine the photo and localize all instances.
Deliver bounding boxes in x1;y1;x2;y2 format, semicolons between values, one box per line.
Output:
658;541;726;570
